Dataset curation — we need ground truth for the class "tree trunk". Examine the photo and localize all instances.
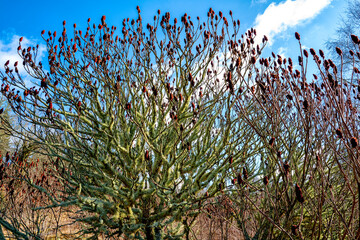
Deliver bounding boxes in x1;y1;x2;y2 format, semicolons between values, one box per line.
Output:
145;225;154;240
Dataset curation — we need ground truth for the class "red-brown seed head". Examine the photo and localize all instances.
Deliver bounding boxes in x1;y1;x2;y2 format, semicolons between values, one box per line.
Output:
237;172;243;185
236;57;241;67
242;167;248;180
295;32;300;40
351;34;360;44
126;102;131;110
283;162;290;175
336;47;342;56
263;176;269;186
188;72;193;82
41;79;47;89
303;49;308;58
303;99;309;111
251;56;256;64
291;225;299;235
101;15;106;25
310;48;316;55
350;137;358;148
336;128;343;139
295;183;304;203
227;71;232;81
269;137;275;147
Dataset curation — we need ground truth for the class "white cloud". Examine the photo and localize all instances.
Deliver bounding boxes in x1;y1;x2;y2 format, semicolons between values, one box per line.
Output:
0;35;46;76
253;0;332;46
277;47;287;58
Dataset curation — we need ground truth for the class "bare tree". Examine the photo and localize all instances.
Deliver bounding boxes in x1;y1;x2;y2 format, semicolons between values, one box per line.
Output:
0;7;267;239
326;0;360;69
215;33;360;239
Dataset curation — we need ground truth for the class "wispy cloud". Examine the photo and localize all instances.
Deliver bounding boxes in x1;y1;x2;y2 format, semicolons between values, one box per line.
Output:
0;35;46;76
252;0;268;4
277;47;287;58
253;0;332;45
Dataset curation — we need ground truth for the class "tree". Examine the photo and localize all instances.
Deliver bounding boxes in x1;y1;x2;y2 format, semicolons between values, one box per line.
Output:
326;0;360;68
0;7;268;238
3;6;360;240
0;95;11;153
214;33;360;239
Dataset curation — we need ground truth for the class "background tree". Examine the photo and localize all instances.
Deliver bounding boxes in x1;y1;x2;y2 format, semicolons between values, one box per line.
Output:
0;149;74;240
0;95;11;153
326;0;360;68
211;34;360;239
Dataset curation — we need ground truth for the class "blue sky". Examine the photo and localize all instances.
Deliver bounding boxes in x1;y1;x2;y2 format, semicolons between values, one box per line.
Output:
0;0;348;75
